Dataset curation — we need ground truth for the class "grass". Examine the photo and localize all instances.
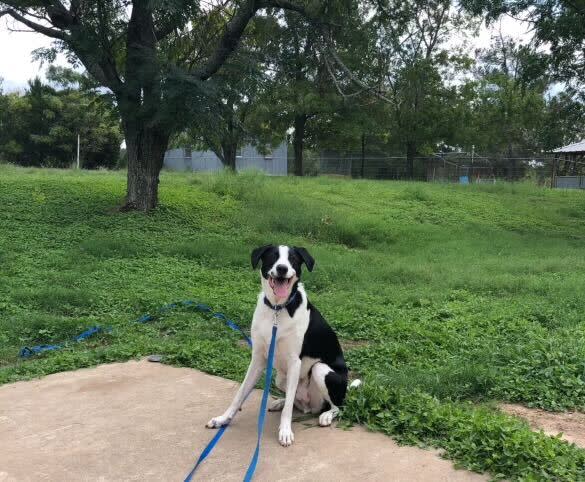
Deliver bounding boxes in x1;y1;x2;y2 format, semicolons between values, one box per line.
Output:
1;164;585;479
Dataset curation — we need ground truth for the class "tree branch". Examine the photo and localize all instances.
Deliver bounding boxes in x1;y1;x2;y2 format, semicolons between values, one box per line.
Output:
193;0;259;80
193;0;310;81
324;35;394;104
0;8;69;40
258;0;307;15
154;23;177;41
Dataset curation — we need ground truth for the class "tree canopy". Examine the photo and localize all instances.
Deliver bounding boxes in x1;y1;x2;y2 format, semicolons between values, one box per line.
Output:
0;0;583;201
0;70;122;168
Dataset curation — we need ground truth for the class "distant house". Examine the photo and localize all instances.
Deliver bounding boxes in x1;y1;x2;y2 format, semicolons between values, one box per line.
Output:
164;141;288;175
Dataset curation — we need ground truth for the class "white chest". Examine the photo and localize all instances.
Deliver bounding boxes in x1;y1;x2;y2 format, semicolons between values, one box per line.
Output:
250;292;310;376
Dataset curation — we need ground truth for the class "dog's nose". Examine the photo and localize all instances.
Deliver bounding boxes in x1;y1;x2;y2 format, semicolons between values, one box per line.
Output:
275;265;288;277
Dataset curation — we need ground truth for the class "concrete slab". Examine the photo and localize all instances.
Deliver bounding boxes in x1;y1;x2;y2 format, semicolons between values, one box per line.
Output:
0;360;486;482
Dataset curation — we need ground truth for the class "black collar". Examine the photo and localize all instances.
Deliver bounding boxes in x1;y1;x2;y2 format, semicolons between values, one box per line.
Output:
264;290;298;312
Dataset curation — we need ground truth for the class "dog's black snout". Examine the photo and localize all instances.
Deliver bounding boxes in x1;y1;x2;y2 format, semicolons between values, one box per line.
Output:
275;265;288;277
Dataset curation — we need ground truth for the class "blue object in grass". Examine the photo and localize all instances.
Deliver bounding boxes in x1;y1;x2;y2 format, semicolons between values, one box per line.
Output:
19;300;252;357
19;326;107;358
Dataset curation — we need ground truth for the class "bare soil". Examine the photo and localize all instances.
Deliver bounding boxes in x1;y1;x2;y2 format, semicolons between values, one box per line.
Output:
500;403;585;448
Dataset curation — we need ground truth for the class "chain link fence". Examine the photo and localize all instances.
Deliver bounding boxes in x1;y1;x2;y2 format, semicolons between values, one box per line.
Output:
299;150;585;189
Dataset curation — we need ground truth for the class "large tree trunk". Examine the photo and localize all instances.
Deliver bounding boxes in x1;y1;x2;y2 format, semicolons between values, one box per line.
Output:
222;142;238;171
406;141;417;180
293;114;307;176
124;122;170;211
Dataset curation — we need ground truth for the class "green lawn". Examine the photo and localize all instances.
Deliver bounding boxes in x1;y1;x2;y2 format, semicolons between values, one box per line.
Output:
1;164;585;479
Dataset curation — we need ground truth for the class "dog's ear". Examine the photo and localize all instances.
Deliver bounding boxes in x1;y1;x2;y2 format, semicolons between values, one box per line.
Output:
251;245;273;269
293;247;315;272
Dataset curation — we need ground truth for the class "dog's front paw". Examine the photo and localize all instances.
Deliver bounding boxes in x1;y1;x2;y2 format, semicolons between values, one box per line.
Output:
206;415;231;429
278;425;295;447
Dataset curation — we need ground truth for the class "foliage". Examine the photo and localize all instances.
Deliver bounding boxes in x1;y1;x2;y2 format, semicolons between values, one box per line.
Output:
450;34;584;165
463;0;585;90
1;166;585;479
172;16;284;170
1;1;584;190
344;384;585;480
0;74;122;168
357;0;476;175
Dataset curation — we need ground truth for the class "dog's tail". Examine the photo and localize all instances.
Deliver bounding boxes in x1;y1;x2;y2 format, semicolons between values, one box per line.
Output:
349;379;362;389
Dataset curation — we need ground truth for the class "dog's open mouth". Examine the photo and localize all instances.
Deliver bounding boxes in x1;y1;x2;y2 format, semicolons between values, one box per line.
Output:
269;276;292;299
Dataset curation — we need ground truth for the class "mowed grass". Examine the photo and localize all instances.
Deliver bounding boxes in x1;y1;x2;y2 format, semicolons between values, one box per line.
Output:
1;164;585;479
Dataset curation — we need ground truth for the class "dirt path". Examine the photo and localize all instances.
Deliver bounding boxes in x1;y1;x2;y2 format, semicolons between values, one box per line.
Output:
0;360;485;482
500;403;585;448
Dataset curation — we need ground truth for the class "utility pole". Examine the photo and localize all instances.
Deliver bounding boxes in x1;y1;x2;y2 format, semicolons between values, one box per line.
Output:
76;134;80;169
361;133;365;178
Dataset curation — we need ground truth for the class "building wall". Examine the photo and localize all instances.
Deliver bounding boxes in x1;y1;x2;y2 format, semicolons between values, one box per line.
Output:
555;176;585;189
164;141;288;175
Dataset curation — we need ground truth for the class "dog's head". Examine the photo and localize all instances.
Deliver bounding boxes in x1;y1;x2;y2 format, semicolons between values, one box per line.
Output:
251;245;314;302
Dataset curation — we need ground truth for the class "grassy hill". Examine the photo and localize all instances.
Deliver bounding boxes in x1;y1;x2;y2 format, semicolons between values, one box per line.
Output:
1;164;585;479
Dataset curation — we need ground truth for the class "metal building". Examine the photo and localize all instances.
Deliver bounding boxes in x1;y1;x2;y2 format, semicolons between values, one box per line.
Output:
164;141;288;175
552;140;585;189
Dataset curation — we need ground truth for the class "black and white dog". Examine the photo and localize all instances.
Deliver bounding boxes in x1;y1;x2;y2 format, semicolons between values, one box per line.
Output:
206;245;359;446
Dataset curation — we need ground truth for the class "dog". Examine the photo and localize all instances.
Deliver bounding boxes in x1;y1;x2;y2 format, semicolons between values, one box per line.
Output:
206;245;359;446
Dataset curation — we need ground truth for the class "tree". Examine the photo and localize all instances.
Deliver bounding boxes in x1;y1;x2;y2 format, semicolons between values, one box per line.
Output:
268;11;326;176
365;0;475;177
0;0;324;210
0;73;123;168
175;15;281;170
463;0;585;90
470;37;549;160
256;3;371;175
541;90;585;150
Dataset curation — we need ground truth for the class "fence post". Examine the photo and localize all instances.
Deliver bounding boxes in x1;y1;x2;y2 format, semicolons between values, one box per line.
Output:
361;134;365;178
76;133;80;169
551;156;556;189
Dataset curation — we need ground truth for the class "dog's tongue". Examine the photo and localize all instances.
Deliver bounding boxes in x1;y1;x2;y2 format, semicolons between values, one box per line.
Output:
273;279;289;299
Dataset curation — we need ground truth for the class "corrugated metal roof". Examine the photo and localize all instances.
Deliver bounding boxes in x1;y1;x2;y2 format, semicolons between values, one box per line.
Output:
552;140;585;153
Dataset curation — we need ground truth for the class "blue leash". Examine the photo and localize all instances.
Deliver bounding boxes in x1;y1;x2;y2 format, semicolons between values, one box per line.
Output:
184;324;278;482
18;300;252;358
244;324;277;481
18;326;110;358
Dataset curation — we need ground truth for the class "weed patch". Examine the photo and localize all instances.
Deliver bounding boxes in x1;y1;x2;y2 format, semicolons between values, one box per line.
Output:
1;165;585;479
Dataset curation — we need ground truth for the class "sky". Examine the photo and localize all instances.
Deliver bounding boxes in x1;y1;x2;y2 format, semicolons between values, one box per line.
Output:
0;14;532;93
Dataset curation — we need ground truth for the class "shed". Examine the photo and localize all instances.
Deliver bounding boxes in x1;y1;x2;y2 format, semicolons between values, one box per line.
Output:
164;141;288;176
553;139;585;155
551;140;585;189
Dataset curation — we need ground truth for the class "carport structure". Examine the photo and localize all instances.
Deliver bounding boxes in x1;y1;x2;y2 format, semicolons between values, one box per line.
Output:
552;140;585;189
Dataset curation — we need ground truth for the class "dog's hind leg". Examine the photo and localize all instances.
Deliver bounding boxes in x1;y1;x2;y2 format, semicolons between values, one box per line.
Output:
269;372;287;412
269;398;285;411
309;362;347;427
